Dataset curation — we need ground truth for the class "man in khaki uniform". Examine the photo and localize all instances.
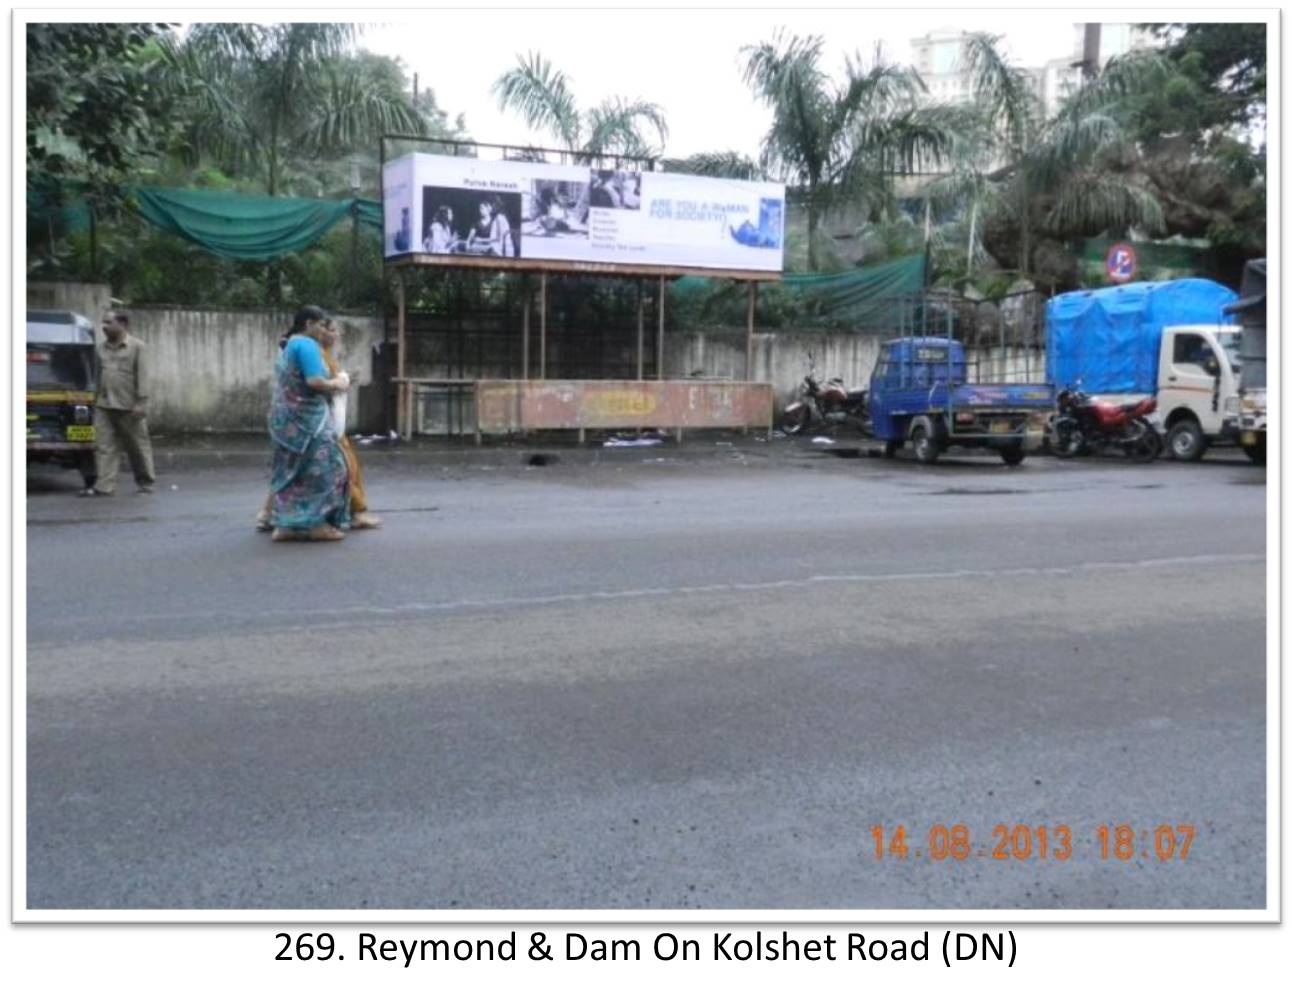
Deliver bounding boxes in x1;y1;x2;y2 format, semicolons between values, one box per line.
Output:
81;310;156;496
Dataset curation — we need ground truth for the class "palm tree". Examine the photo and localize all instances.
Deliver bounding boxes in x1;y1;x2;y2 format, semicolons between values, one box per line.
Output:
741;32;955;270
963;33;1165;276
492;52;668;160
161;24;427;197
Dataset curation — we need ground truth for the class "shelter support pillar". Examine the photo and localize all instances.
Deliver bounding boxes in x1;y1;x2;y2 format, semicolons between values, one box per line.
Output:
745;280;758;435
540;272;548;380
396;271;408;438
636;280;645;380
522;280;531;379
656;275;666;380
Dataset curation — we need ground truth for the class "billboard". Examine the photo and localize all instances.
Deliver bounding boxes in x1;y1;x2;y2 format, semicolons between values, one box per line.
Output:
382;153;785;274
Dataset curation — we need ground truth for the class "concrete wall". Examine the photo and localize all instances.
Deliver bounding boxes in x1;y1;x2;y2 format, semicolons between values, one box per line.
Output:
123;307;383;434
27;283;1046;435
27;282;112;323
666;328;884;398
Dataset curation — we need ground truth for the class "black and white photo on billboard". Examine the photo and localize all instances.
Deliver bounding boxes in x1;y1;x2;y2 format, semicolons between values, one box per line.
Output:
522;179;591;240
421;186;522;257
589;170;642;210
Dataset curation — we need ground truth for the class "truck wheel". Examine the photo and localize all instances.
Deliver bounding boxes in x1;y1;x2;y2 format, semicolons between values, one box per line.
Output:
1166;418;1207;461
1243;439;1266;465
883;440;902;459
911;424;940;465
999;445;1025;467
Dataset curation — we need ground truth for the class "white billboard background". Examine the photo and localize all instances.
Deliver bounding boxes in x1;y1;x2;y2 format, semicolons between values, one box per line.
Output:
382;153;785;273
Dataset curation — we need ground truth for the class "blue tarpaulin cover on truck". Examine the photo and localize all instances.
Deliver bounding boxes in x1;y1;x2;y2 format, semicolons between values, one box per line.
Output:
1046;279;1237;393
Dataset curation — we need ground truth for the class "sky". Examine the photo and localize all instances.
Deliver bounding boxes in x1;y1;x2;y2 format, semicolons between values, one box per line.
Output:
360;8;1098;161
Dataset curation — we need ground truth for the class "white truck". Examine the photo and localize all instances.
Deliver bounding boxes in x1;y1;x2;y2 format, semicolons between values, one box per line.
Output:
1046;279;1245;462
1224;259;1267;465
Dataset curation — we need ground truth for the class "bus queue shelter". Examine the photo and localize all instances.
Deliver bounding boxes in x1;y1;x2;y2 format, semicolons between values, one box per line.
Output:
382;138;779;442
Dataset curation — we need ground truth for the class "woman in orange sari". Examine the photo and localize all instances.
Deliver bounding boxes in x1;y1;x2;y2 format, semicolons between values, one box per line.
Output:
319;323;380;529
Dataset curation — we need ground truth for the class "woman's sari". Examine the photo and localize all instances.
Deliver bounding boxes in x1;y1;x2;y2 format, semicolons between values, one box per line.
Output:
322;347;369;514
268;336;350;530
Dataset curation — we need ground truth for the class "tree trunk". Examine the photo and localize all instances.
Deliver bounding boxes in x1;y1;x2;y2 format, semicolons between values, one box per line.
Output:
1018;179;1031;278
967;201;978;277
807;191;820;271
267;135;282;305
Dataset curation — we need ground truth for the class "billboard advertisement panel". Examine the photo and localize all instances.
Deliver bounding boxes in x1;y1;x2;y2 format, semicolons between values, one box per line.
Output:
382;153;785;273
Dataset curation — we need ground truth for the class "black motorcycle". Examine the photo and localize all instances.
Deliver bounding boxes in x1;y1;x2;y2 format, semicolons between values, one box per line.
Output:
782;372;869;435
1048;388;1162;462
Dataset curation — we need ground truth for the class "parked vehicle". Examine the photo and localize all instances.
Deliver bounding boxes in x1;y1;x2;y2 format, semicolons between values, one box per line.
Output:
26;310;98;489
782;361;869;435
1223;259;1266;465
869;337;1052;465
1046;279;1242;462
1048;387;1162;462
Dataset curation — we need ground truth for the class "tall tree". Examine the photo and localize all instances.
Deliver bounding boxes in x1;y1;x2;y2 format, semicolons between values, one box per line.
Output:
27;23;176;270
963;33;1166;279
492;52;668;159
740;32;954;270
160;24;427;198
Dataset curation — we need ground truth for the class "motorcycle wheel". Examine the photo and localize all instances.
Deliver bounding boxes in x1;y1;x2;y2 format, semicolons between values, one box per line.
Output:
1048;421;1084;458
782;407;811;435
1125;419;1162;463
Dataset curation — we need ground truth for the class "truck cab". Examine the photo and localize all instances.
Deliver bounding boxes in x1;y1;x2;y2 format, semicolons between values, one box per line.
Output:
1155;325;1242;461
869;337;1052;465
1224;259;1267;464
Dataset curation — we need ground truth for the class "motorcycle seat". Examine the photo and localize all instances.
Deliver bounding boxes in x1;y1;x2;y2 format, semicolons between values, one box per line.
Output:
846;390;867;404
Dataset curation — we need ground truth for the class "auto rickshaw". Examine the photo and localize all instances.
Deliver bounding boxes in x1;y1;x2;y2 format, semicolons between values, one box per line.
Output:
26;309;97;489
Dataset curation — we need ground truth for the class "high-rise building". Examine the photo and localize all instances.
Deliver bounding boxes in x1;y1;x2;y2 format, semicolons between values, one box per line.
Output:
909;23;1152;117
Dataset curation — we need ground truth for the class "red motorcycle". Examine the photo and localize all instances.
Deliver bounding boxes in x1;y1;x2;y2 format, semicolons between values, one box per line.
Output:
1048;388;1162;462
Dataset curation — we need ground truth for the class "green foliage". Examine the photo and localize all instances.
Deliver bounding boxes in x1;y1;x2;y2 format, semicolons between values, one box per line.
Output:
29;24;471;308
659;151;764;180
27;21;176;239
1140;23;1265;135
159;24;428;196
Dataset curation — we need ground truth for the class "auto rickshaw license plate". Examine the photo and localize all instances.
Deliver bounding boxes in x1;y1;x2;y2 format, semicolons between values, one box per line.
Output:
65;426;94;442
990;420;1011;433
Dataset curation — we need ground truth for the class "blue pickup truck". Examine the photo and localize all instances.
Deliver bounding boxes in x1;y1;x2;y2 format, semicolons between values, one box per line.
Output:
868;337;1053;465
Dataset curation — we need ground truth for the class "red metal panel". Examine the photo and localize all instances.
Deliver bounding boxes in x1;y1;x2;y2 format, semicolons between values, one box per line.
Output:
476;380;773;432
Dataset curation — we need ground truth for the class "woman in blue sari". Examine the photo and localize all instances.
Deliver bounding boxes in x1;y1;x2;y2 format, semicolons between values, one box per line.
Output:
267;306;351;542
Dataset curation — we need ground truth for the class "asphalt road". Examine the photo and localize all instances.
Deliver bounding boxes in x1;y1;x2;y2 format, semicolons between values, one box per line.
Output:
24;441;1268;910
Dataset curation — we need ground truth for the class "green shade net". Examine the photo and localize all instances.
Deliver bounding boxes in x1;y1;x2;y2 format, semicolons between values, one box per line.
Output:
131;187;382;261
27;180;93;235
673;253;926;329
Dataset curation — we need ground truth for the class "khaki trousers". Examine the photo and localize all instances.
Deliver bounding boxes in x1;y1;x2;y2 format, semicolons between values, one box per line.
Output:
94;407;156;493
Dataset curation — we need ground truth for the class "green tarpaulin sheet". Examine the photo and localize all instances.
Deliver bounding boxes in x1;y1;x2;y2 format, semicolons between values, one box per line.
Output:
674;253;926;329
131;187;381;261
